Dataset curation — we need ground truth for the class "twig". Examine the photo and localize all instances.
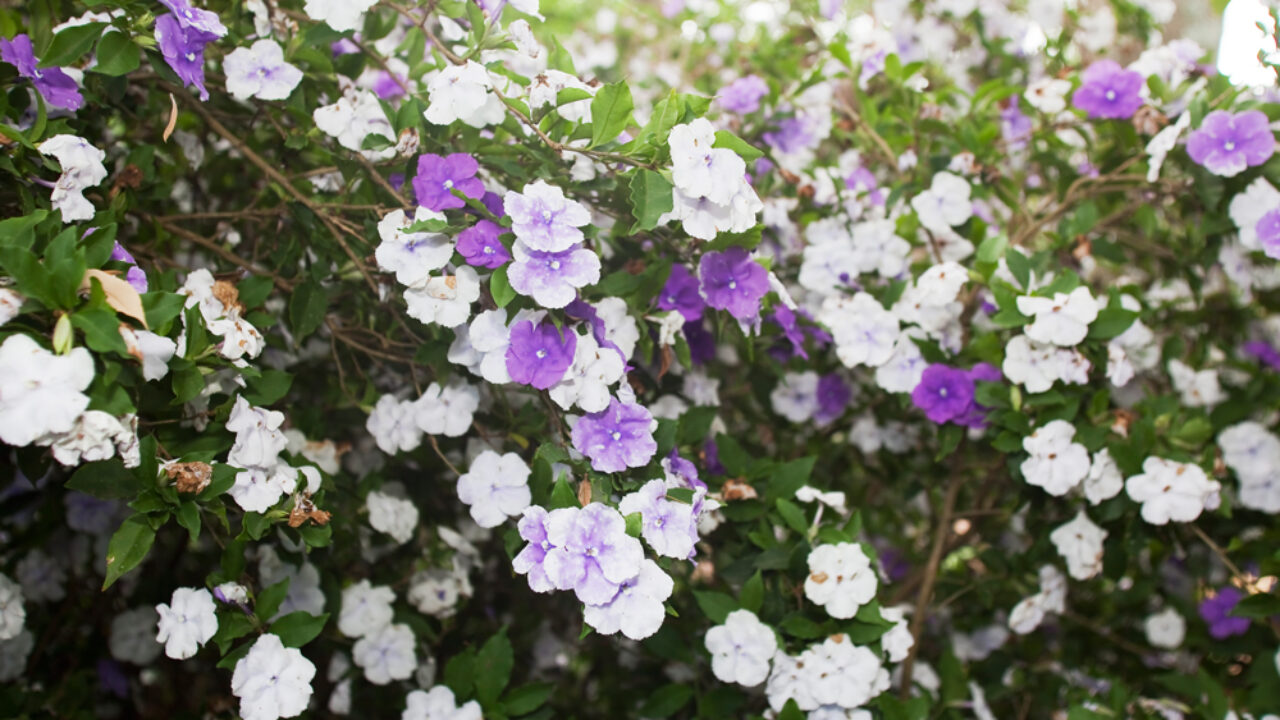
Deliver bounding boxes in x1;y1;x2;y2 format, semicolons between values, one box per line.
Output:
898;475;963;697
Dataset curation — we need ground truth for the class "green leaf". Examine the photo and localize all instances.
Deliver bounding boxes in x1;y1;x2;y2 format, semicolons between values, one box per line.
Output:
211;611;255;655
740;570;764;613
490;264;516;308
666;487;695;504
73;306;130;357
692;590;738;623
976;233;1008;264
141;292;185;332
638;683;692;718
444;648;477;699
272;611;329;648
66;458;141;500
1087;305;1138;341
775;498;808;534
475;628;515;707
624;511;643;537
503;683;553;716
243;369;293;405
770;456;815;499
256;578;292;621
779;614;824;638
92;31;140;76
1229;592;1280;619
175;501;201;544
712;130;763;163
39;22;106;68
288;280;329;341
777;699;805;720
1005;247;1031;289
549;476;578;509
628;170;674;232
589;81;634;148
103;515;157;589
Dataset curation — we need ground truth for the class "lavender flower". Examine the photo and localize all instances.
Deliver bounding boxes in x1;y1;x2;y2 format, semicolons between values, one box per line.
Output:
657;264;705;321
542;503;644;605
1186;110;1276;178
1001;102;1032;147
956;363;1002;428
771;306;808;360
1243;340;1280;371
1256;208;1280;259
1198;587;1250;639
155;13;221;101
0;35;83;111
413;153;485;212
158;0;229;37
571;397;658;473
718;75;769;114
662;450;704;490
815;373;850;425
505;319;576;390
698;247;768;320
456;220;510;269
507;241;601;309
683;320;716;364
513;506;554;592
618;479;699;559
1071;60;1144;120
911;364;976;424
504;180;591;253
762;115;818;154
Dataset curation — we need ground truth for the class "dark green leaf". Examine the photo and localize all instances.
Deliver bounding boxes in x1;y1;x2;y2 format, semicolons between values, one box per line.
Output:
39;22;106;68
589;81;633;148
66;458;141;500
638;683;692;718
272;611;329;648
628;170;674;231
475;628;514;707
92;31;140;76
490;265;516;308
103;515;157;589
288;280;328;341
692;590;738;623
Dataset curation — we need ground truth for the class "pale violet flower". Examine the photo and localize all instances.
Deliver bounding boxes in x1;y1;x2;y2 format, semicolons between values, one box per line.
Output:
1219;421;1280;513
1020;420;1090;496
911;171;972;233
503;180;592;253
541;503;644;605
224;39;303;101
770;371;820;423
367;489;419;544
0;334;94;448
403;267;481;327
413;379;479;437
155;587;218;660
39;135;107;222
313;89;395;160
303;0;377;32
803;542;877;620
618;479;700;560
375;208;454;288
1016;287;1099;347
352;622;416;685
424;61;504;128
507;241;601;309
581;559;674;640
403;685;482;720
1049;511;1107;580
338;580;395;638
456;451;532;528
820;292;900;369
231;633;316;720
705;609;777;686
230;464;299;514
366;395;424;455
1125;457;1221;525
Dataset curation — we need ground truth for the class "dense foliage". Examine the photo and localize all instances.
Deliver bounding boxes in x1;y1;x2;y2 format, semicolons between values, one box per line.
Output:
1;0;1279;718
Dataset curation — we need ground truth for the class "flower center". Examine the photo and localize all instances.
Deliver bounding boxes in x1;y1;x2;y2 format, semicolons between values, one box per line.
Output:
483;246;493;254
550;260;561;269
1105;90;1115;101
536;349;547;359
610;431;622;441
728;280;737;289
939;388;948;397
185;52;196;62
541;209;553;221
443;179;454;189
1224;141;1236;151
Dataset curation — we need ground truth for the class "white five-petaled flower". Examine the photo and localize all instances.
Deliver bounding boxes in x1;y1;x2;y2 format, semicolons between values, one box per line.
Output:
352;622;416;685
1049;511;1107;580
0;334;94;448
366;489;419;544
1020;420;1090;496
1167;359;1224;408
414;379;480;438
302;0;377;31
911;171;972;233
456;450;532;528
1125;457;1221;525
39;135;108;222
1083;448;1124;505
223;39;303;101
155;587;218;660
669;118;747;207
375;208;454;288
1015;287;1099;347
403;685;483;720
424;61;504;129
1144;607;1185;649
404;267;481;327
366;395;425;455
313;89;395;160
803;542;878;619
338;580;396;638
548;332;626;413
820;292;901;369
704;609;777;686
1218;421;1280;513
1002;334;1091;394
231;633;316;720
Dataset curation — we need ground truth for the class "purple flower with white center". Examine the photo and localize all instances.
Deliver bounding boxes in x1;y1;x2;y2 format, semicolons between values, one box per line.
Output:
1243;340;1280;371
581;559;674;640
815;373;850;425
413;153;485;212
571;397;658;473
657;264;705;321
158;0;229;37
911;364;975;424
155;13;220;102
0;35;83;111
513;506;555;593
1071;60;1144;120
698;247;769;320
505;319;576;390
507;241;601;309
619;479;699;559
718;75;769;114
1187;110;1276;178
1256;208;1280;259
542;503;644;605
503;180;592;253
1198;586;1250;639
456;220;510;269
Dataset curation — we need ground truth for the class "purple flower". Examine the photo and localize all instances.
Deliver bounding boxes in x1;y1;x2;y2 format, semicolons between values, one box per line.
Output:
1256;208;1280;260
815;373;850;425
503;180;591;253
762;114;818;154
1071;60;1144;120
110;241;137;265
507;241;601;309
126;266;149;294
703;438;724;475
1001;102;1032;147
373;70;409;101
1187;110;1276;178
564;298;625;360
158;0;229;37
718;75;769;114
698;247;768;320
0;34;84;111
412;153;485;211
1198;586;1251;639
513;506;555;593
860;49;888;87
331;38;361;56
657;264;705;321
683;319;716;364
505;319;576;390
543;503;644;605
911;364;976;424
571;397;658;473
97;659;129;699
771;305;809;360
955;363;1002;428
480;191;506;218
155;13;220;101
1243;340;1280;371
846;167;884;205
662;450;704;490
618;479;699;559
456;220;510;269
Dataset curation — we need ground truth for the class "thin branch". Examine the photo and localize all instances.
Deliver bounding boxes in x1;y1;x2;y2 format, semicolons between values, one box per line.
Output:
898;474;963;697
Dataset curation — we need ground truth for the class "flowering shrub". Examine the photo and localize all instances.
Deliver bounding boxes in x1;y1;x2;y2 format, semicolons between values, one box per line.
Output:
2;0;1280;718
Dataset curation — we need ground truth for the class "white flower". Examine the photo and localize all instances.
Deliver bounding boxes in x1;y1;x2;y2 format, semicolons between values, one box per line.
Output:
230;464;299;514
403;685;482;720
367;395;424;455
1049;511;1107;580
353;623;416;685
15;551;64;603
404;267;481;327
0;334;94;447
1219;422;1280;513
457;451;532;528
1145;112;1191;182
375;208;454;287
231;633;316;720
1144;607;1185;649
803;542;878;619
0;288;22;326
257;549;326;620
0;630;33;682
771;370;820;422
414;379;479;437
1229;178;1280;250
227;396;288;469
528;70;593;121
303;0;377;30
1025;77;1072;114
338;580;396;638
1020;420;1090;496
367;490;419;544
41;410;140;467
1002;335;1091;393
874;330;928;393
878;605;914;663
1167;359;1224;408
120;327;177;381
820;292;900;368
800;634;890;709
224;39;303;101
795;486;848;514
407;568;468;618
669;118;747;207
1125;457;1221;525
464;309;515;384
1106;343;1135;387
582;559;674;640
39;135;107;222
851;218;911;278
705;609;777;686
424;61;504;128
155;587;218;660
1015;287;1099;347
110;607;161;665
313;89;395;160
1008;566;1066;635
0;574;23;641
591;297;639;361
911;171;972;233
549;333;625;413
914;261;969;306
1083;448;1124;505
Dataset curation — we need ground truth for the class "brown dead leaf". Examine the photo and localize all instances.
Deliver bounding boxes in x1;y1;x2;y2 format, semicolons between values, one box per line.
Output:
163;93;179;143
577;478;593;507
166;462;213;494
81;269;148;328
657;345;673;381
721;478;758;501
212;280;244;314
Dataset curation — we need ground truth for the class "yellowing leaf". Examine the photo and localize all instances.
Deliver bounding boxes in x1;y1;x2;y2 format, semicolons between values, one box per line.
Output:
81;269;148;328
